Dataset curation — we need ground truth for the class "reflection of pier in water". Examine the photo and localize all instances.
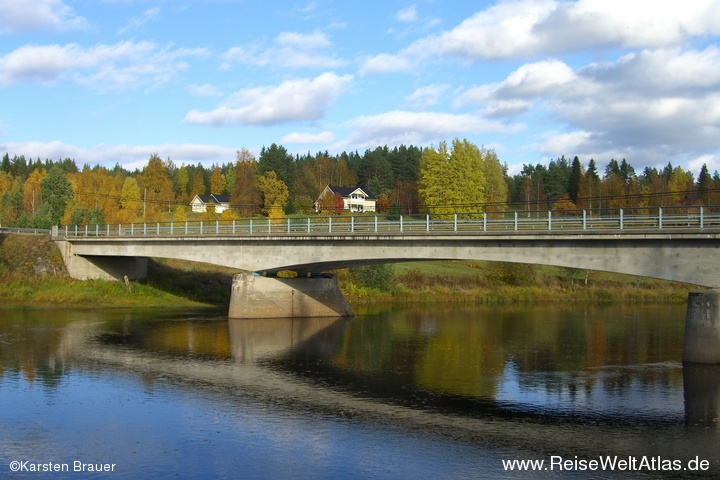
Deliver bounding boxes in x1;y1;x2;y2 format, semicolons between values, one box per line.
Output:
63;316;720;466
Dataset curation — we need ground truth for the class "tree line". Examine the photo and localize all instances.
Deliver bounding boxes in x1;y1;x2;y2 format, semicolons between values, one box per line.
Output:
1;141;719;229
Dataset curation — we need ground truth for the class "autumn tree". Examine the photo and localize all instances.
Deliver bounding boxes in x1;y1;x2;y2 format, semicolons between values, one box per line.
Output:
189;171;206;198
480;147;507;213
140;154;173;220
120;177;143;217
175;165;190;204
232;148;262;216
209;165;226;194
258;171;289;218
22;169;46;216
418;139;486;217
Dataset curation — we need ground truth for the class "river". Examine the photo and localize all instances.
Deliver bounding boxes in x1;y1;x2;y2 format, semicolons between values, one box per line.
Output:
0;304;717;479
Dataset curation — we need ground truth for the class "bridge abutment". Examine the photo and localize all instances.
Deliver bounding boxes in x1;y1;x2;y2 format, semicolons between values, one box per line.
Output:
683;290;720;364
228;272;354;319
56;240;147;281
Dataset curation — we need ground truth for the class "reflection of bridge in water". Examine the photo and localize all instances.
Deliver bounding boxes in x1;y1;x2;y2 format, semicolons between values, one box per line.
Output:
53;207;720;363
62;315;720;465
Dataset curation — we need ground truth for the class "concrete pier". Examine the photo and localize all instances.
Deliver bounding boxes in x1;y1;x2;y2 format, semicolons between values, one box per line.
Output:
683;290;720;364
228;272;354;319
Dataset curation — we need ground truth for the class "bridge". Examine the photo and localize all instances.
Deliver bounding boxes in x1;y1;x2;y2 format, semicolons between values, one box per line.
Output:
52;206;720;363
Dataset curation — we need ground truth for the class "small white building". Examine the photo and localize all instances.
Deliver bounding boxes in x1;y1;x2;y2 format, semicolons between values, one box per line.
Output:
315;185;377;213
190;194;231;214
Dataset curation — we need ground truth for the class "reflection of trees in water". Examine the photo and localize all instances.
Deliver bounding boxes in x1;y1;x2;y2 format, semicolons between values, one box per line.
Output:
329;305;685;401
0;305;685;404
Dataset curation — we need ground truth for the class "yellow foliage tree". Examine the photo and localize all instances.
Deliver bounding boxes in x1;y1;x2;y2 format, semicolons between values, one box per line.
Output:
258;171;289;218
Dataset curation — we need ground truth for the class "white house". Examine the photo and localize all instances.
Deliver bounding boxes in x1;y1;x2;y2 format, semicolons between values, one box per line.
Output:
190;194;231;214
315;185;377;213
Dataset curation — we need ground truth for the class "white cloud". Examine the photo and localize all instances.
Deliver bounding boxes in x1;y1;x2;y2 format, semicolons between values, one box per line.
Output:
456;46;720;167
0;41;207;89
361;0;720;72
397;5;418;23
0;0;87;34
224;31;346;69
117;7;161;35
0;140;237;170
184;72;353;126
187;84;224;97
359;53;412;75
281;131;335;144
333;110;520;151
404;84;450;109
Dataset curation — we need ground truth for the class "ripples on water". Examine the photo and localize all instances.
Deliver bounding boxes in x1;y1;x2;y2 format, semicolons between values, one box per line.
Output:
0;305;718;478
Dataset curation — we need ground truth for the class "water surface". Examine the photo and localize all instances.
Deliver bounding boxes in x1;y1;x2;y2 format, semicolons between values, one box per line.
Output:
1;304;717;478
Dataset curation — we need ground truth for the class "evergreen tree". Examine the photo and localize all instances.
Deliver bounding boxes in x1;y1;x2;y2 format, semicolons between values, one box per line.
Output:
698;164;712;204
39;165;73;226
568;156;582;203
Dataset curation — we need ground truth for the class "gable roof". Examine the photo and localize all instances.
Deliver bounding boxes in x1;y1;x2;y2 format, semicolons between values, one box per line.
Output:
192;194;231;204
326;185;376;200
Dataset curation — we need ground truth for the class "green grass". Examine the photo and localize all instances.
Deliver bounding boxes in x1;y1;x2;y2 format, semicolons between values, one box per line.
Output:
337;260;698;305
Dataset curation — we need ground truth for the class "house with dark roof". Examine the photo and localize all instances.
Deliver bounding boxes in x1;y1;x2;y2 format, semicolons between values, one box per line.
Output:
315;185;376;213
189;194;231;214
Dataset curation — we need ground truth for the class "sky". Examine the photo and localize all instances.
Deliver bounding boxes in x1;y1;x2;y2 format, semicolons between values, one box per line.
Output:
0;0;719;176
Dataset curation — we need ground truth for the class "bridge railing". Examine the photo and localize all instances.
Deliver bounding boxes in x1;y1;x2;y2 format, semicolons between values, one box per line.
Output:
55;205;720;238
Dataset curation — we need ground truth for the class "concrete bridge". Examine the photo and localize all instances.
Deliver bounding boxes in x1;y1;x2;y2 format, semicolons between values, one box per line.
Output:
52;207;720;363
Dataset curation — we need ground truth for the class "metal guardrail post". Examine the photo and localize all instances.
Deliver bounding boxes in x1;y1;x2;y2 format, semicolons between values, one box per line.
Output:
185;221;188;235
216;220;219;235
583;210;586;230
143;223;146;235
400;215;403;233
131;223;134;235
351;216;355;233
454;214;457;232
106;224;110;236
95;224;99;236
200;221;203;235
170;222;174;235
374;215;378;233
426;214;429;232
267;217;271;234
328;217;332;233
483;212;487;232
514;211;518;231
659;208;663;230
250;219;253;234
157;222;160;236
118;224;122;236
700;206;704;229
233;220;236;234
74;224;78;236
84;224;88;236
619;209;624;230
548;210;552;231
307;217;311;233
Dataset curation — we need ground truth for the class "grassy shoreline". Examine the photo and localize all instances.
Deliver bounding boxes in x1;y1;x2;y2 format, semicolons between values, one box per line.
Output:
0;233;698;309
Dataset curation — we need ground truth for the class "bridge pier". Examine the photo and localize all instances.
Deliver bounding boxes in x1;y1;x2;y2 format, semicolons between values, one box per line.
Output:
683;290;720;364
228;272;354;319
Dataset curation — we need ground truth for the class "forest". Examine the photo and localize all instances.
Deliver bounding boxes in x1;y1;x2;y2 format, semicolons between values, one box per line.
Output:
1;140;719;230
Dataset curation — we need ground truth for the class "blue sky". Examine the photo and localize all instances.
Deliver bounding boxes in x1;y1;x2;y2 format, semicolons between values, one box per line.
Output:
0;0;719;176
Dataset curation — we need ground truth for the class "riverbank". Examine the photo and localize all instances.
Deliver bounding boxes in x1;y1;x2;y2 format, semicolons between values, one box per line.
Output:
337;261;693;305
0;233;697;309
